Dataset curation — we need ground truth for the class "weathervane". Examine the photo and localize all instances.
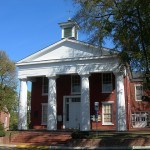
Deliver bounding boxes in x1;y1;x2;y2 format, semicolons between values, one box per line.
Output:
66;10;72;20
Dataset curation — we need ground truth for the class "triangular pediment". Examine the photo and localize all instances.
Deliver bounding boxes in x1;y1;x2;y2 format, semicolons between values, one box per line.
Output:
17;38;118;65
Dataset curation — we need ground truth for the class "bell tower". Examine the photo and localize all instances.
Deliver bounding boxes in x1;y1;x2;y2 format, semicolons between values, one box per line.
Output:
59;18;80;40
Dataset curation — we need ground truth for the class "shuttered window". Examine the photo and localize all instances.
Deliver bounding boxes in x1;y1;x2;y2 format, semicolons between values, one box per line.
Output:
64;27;72;38
41;103;47;125
42;77;48;95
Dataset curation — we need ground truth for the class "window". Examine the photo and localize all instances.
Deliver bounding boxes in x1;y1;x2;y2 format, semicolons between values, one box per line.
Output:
65;98;69;121
102;73;112;93
41;103;47;125
71;75;81;93
132;112;149;128
102;102;114;125
72;97;81;102
4;116;7;128
64;27;72;38
135;85;143;101
42;77;48;95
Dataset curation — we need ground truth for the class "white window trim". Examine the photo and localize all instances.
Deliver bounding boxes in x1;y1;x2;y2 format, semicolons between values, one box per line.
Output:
41;103;48;125
71;75;81;94
102;73;113;93
135;84;143;101
102;101;114;125
132;111;149;128
42;77;48;96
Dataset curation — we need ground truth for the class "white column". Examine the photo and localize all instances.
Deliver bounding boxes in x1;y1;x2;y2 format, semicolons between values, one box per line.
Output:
80;74;90;131
115;72;127;131
18;78;28;130
47;76;57;130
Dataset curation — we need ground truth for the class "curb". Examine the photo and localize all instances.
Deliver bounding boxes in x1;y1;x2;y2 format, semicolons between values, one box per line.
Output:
49;146;150;149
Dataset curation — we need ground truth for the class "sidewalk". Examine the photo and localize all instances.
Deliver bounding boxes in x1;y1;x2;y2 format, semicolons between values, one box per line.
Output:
0;144;150;150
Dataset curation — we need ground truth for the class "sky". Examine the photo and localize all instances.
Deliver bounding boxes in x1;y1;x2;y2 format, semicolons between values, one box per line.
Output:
0;0;114;63
0;0;84;62
0;0;115;91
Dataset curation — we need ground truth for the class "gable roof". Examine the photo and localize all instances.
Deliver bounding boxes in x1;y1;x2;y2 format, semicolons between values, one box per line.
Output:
16;38;118;66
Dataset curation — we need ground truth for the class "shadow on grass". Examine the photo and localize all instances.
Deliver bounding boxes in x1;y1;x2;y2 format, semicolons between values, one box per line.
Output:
69;131;150;147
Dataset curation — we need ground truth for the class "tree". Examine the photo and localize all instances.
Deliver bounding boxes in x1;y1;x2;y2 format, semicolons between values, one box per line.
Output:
73;0;150;88
0;51;17;112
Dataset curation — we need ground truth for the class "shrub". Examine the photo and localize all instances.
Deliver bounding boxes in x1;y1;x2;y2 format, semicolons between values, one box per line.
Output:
71;131;90;139
0;123;5;137
9;111;18;131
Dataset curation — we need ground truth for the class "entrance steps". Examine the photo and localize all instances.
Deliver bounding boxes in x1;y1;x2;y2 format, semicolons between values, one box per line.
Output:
10;130;72;146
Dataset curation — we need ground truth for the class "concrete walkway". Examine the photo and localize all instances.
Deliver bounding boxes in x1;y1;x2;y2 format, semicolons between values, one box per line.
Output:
0;144;150;150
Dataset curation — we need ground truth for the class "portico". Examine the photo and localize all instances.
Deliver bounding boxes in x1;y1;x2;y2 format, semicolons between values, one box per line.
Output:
17;45;126;131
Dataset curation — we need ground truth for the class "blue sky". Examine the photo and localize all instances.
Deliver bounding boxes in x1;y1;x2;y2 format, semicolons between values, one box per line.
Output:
0;0;114;91
0;0;82;62
0;0;114;63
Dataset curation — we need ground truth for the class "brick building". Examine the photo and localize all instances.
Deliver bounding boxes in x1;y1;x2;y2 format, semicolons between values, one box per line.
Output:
0;111;10;131
16;19;149;131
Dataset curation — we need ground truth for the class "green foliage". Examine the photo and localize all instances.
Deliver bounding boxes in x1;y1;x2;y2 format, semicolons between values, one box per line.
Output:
0;51;17;112
0;123;6;137
73;0;150;87
9;111;18;131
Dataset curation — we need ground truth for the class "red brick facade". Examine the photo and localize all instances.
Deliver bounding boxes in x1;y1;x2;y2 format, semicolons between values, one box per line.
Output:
30;73;150;130
0;112;10;131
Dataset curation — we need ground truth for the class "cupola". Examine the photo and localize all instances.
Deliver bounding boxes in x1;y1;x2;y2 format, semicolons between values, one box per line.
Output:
59;18;80;40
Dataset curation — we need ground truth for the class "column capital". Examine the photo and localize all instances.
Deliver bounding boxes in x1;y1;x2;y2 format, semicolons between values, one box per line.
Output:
113;71;124;77
19;77;27;81
113;65;126;76
28;78;36;82
46;74;58;79
79;73;90;78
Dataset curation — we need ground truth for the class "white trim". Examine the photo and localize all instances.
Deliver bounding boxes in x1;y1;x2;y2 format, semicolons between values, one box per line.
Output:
132;111;149;128
62;28;64;39
135;84;143;101
102;101;114;104
102;101;114;125
41;103;48;125
16;55;118;66
102;73;113;93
